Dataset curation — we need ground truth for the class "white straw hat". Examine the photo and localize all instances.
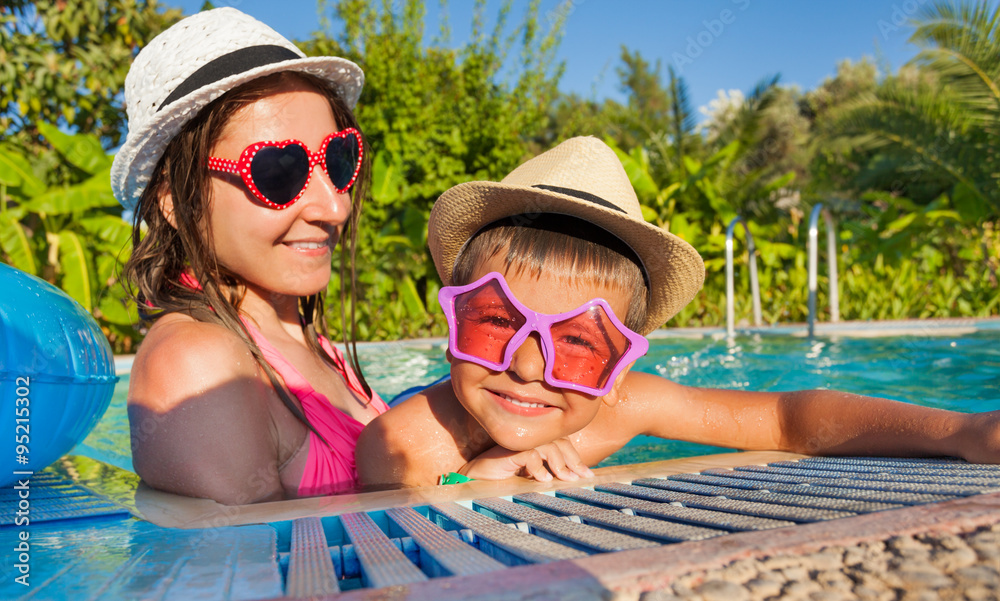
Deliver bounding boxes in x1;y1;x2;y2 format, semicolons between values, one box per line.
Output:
110;7;364;212
429;136;706;334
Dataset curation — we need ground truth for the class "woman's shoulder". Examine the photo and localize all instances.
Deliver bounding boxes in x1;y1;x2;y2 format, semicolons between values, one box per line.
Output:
130;313;263;411
127;313;287;504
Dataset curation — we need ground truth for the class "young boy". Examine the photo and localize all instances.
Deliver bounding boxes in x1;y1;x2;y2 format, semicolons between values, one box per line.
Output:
356;137;1000;488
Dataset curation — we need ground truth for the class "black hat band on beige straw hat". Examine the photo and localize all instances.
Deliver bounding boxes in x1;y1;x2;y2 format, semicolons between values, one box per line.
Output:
428;136;706;335
110;7;364;212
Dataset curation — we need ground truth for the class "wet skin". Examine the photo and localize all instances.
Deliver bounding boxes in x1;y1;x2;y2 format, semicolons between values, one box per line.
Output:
448;256;634;452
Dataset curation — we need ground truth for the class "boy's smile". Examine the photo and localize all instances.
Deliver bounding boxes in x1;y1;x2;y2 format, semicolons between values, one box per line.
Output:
449;256;635;451
487;388;558;415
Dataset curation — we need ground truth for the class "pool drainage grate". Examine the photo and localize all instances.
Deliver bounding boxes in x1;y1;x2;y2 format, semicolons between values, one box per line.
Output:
275;456;1000;596
0;470;130;526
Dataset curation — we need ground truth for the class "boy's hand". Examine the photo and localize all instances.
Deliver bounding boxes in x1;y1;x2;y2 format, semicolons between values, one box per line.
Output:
460;438;595;482
959;410;1000;464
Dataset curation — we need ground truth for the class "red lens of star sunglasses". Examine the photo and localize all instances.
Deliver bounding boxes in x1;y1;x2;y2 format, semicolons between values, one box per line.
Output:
206;128;363;209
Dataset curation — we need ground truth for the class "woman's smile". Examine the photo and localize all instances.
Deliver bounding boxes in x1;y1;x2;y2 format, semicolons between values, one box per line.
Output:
281;236;333;256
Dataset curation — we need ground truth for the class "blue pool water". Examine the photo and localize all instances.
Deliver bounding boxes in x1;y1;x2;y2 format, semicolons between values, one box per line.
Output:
75;328;1000;473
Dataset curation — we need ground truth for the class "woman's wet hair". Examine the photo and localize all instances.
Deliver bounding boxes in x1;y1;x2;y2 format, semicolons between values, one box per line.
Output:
451;214;649;331
123;71;373;438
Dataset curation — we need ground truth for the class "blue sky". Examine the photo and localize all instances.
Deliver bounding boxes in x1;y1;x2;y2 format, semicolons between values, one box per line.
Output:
172;0;946;113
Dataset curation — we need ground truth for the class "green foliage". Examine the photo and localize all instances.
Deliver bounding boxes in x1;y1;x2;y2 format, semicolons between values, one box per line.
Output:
819;1;1000;219
605;23;997;330
0;2;174;353
0;127;136;351
762;1;999;331
678;219;1000;330
0;1;181;154
306;0;567;340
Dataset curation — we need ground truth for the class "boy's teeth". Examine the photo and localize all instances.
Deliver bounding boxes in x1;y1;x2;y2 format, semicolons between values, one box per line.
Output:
502;394;546;409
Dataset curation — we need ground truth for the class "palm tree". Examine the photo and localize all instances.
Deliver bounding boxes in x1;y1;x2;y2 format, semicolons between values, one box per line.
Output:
824;1;1000;221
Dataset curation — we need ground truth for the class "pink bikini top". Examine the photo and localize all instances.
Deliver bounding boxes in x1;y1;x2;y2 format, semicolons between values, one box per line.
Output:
241;318;388;497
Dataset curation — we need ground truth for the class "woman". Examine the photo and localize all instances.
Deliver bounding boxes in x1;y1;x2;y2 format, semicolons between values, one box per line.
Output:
113;8;388;504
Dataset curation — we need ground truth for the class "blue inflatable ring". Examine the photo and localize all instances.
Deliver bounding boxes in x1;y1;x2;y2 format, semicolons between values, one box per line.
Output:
0;262;118;486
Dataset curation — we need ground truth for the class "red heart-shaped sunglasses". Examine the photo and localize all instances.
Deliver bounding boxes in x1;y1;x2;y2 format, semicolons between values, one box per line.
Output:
207;128;363;209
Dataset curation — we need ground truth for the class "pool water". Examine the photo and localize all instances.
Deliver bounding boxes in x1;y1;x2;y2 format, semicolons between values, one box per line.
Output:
75;329;1000;474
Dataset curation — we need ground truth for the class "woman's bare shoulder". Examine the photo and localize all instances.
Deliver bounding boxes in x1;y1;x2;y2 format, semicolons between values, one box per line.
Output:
129;314;262;412
127;314;285;503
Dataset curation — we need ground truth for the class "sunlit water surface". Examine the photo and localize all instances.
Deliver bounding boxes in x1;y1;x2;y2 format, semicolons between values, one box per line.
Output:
76;330;1000;473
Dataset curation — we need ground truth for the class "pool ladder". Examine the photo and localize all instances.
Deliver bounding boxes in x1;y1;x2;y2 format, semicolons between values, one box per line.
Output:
725;216;761;337
807;204;839;336
724;203;839;337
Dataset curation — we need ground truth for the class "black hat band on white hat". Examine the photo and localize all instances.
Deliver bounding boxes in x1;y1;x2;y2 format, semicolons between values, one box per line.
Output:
158;45;301;111
531;184;625;213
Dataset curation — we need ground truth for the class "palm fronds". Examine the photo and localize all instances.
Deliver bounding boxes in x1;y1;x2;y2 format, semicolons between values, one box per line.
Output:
823;1;1000;219
910;1;1000;120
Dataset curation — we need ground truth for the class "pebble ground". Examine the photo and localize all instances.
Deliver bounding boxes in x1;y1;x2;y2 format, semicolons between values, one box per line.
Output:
638;523;1000;601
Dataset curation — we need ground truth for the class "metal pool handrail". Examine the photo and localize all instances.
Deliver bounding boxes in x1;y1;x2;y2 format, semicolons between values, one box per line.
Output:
725;216;762;337
807;203;840;337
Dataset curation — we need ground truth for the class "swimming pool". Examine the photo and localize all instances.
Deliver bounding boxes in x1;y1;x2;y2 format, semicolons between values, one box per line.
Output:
74;322;1000;474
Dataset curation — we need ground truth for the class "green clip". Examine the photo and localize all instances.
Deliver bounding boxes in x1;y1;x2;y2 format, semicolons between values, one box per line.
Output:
438;472;475;485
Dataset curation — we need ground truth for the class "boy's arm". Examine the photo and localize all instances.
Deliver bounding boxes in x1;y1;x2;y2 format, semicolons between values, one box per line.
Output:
459;439;594;482
356;384;597;487
620;372;1000;462
356;384;470;488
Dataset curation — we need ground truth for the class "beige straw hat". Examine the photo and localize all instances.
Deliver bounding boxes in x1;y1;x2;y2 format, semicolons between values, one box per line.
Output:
429;136;705;334
110;7;364;212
